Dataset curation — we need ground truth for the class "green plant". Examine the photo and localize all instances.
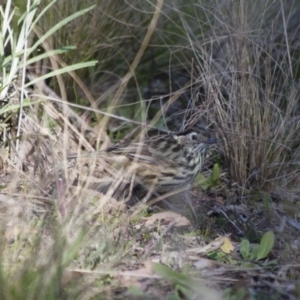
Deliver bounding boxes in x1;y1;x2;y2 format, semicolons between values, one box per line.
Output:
153;263;221;300
196;163;220;190
0;0;97;151
223;286;256;300
240;231;275;261
0;0;97;97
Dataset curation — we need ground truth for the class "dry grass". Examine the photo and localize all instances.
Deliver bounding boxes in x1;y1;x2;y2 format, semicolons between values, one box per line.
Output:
0;0;300;299
184;1;300;192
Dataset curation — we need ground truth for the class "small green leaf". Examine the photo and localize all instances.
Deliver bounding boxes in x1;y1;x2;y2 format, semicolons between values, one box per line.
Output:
250;245;259;260
196;173;206;184
201;183;210;191
0;99;43;115
212;163;220;182
256;231;275;260
195;173;210;190
30;5;96;54
240;239;250;259
23;46;76;67
24;61;98;87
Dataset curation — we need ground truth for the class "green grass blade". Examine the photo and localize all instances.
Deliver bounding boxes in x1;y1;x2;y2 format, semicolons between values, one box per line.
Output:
30;5;96;55
256;231;275;260
24;61;98;87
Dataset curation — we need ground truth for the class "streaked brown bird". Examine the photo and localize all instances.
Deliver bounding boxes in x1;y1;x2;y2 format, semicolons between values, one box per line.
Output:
67;127;216;202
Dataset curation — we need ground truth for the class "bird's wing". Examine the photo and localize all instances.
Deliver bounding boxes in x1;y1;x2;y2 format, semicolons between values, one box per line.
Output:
68;134;179;166
107;142;164;164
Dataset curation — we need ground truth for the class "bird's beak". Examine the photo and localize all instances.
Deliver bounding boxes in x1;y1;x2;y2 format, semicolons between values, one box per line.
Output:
206;137;218;144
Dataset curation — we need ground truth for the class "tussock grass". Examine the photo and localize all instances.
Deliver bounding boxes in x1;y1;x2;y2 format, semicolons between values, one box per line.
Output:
183;0;300;192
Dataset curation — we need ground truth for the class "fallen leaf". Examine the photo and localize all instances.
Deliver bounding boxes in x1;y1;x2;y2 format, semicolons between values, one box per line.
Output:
220;237;234;253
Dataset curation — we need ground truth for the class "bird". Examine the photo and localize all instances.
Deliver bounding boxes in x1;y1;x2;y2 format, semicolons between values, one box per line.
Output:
67;127;217;202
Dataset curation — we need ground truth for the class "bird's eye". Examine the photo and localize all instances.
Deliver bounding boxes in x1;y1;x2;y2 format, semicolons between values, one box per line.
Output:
190;133;197;140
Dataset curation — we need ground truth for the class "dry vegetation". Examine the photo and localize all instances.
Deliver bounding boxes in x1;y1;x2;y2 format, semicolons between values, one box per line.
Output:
0;0;300;299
